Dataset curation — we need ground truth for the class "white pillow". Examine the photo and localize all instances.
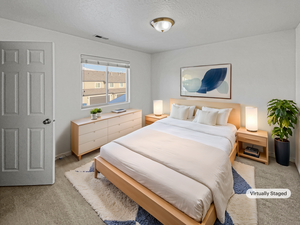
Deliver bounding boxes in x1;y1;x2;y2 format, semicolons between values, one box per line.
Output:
192;109;201;122
202;106;232;125
196;110;218;126
170;104;189;120
174;104;195;119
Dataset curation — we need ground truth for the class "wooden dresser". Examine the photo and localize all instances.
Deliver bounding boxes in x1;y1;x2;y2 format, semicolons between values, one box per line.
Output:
71;109;142;160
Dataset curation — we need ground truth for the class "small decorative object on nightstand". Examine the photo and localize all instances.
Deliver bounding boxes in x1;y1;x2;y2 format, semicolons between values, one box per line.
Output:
237;127;269;165
145;114;168;125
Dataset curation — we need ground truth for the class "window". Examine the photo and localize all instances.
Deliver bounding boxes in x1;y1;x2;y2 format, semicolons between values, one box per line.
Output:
81;55;130;108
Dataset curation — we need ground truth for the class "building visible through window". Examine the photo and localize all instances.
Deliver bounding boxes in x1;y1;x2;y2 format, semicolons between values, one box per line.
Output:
81;55;129;108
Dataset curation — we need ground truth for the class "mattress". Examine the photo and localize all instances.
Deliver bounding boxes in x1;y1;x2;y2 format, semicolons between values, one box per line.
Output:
100;118;236;222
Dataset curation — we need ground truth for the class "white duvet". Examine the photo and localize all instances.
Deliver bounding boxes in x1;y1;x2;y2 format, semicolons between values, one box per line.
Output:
152;117;236;155
100;118;236;223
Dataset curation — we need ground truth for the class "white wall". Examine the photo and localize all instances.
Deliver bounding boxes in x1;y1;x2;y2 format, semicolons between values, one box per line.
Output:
0;18;152;157
151;30;296;161
295;23;300;173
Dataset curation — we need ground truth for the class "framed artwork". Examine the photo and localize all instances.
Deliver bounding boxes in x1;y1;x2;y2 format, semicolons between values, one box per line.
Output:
180;63;232;99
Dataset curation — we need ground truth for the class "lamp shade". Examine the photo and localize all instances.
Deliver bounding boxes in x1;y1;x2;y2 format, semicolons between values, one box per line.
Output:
246;107;258;132
153;100;163;116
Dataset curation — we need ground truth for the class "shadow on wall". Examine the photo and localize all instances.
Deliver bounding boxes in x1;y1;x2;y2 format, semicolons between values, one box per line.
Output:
55;125;71;158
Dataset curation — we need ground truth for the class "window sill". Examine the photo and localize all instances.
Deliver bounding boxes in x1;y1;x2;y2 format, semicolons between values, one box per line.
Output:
81;101;130;111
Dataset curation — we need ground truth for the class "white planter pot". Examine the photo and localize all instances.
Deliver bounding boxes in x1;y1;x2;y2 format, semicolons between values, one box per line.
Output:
97;112;102;117
91;114;97;120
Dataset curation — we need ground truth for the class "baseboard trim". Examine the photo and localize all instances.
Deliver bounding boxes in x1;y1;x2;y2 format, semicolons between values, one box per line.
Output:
55;151;72;160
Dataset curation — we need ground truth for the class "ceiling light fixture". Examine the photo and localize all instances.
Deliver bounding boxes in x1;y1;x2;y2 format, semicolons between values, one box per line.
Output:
150;17;175;32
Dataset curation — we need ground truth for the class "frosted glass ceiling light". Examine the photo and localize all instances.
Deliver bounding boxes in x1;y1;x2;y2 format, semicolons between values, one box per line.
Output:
150;17;175;32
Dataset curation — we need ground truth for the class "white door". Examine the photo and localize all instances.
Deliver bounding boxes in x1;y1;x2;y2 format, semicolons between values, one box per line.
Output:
0;42;55;186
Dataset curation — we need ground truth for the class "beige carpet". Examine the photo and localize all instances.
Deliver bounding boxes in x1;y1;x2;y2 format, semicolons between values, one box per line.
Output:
0;151;299;225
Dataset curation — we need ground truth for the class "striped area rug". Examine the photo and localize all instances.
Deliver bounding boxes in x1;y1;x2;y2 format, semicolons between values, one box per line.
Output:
65;161;257;225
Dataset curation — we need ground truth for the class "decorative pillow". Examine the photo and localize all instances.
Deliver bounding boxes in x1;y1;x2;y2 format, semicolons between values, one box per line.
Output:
196;110;218;126
174;104;195;119
170;104;189;120
192;109;201;122
202;107;232;125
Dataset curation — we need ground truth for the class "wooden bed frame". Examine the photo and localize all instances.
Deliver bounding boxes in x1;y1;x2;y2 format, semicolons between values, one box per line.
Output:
95;99;241;225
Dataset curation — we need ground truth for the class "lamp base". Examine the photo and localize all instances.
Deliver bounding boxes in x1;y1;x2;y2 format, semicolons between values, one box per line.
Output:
154;114;162;116
246;129;257;132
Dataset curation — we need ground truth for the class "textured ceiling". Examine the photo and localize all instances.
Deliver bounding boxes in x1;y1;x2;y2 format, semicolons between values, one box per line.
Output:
1;0;300;53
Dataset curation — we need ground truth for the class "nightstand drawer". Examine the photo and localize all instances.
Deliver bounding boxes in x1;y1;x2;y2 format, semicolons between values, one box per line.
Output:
145;121;154;125
238;133;267;147
145;117;158;123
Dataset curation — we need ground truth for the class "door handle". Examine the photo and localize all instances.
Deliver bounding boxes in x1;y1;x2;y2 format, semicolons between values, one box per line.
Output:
43;118;52;125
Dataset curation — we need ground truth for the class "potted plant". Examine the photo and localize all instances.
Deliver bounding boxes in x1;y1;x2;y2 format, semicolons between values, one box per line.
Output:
267;99;299;166
97;108;102;117
90;108;98;120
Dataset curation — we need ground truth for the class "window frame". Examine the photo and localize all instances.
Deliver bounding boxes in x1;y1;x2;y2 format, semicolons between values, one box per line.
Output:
80;55;130;109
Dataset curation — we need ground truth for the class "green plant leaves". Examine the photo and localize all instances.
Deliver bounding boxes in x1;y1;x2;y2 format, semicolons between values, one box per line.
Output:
90;108;98;114
267;99;299;141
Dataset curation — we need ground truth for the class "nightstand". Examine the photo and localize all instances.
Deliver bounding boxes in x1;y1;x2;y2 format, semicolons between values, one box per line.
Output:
145;114;168;125
237;127;269;165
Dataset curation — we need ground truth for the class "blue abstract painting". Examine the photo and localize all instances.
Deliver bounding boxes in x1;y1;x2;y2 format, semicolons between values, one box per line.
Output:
181;64;231;99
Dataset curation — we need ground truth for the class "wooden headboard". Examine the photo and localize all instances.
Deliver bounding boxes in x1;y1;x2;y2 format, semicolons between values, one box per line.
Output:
170;98;241;129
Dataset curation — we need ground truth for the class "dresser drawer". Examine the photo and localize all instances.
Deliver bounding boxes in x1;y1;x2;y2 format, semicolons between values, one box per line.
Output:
132;111;142;119
132;124;142;131
108;120;131;135
108;118;141;135
238;133;267;147
108;127;133;142
78;136;107;154
79;128;107;145
108;111;142;126
79;120;108;135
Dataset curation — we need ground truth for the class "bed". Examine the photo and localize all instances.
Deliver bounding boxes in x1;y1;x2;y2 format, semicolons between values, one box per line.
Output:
94;99;241;225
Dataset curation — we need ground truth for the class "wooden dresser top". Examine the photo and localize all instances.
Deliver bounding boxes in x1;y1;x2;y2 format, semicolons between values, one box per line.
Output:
72;109;142;126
